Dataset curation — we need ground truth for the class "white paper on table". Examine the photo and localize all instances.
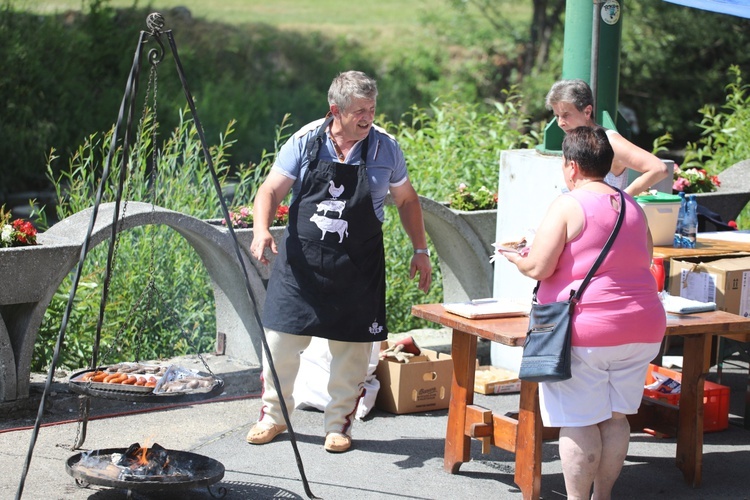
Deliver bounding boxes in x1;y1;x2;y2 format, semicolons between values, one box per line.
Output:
661;293;716;314
443;298;530;319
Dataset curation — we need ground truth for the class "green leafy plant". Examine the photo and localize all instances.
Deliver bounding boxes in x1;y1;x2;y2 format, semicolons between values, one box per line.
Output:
380;89;537;332
387;87;538;204
447;183;497;211
681;66;750;173
677;66;750;228
36;88;541;357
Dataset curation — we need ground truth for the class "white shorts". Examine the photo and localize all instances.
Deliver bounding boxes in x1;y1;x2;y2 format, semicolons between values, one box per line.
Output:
539;342;663;428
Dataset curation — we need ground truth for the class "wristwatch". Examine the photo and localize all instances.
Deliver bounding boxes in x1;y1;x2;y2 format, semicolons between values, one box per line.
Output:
413;248;431;256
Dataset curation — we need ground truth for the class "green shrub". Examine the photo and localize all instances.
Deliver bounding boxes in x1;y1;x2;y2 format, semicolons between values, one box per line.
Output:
679;66;750;229
387;88;539;202
682;66;750;173
36;87;542;365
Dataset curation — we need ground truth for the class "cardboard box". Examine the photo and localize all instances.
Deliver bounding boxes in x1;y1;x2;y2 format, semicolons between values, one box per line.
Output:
668;255;750;316
474;365;521;394
374;341;453;414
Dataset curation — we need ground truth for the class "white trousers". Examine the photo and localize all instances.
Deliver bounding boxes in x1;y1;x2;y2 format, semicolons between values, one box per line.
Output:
258;329;372;436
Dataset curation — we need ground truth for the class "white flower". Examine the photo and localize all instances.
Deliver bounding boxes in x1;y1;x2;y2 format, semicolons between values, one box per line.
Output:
1;224;13;246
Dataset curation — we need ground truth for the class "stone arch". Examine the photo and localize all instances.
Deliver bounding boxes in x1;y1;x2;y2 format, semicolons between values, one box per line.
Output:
4;202;266;402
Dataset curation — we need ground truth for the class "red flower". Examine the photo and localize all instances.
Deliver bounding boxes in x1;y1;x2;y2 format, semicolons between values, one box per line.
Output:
2;218;38;246
275;205;290;226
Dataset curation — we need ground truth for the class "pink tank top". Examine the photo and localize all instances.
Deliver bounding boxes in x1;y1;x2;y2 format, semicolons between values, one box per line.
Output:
537;190;666;347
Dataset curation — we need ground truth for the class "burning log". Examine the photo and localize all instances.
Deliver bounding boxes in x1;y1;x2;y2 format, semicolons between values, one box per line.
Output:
116;442;182;478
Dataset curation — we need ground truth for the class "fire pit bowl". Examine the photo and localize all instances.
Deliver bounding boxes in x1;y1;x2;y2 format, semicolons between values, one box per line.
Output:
66;447;225;494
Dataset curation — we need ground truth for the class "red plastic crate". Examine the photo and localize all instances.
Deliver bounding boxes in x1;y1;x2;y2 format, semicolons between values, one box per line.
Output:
643;364;730;433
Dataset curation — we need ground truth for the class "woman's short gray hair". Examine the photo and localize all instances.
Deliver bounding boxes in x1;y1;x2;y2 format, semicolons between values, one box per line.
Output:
328;71;378;112
545;79;594;113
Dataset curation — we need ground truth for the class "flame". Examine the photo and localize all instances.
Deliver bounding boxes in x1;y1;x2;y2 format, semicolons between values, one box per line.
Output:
135;435;157;466
137;446;149;466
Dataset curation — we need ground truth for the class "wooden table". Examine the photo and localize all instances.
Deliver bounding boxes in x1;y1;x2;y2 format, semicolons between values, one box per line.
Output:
654;234;750;430
412;303;750;500
653;235;750;259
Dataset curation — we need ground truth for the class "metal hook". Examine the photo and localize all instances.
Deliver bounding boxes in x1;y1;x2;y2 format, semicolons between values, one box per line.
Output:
145;12;166;66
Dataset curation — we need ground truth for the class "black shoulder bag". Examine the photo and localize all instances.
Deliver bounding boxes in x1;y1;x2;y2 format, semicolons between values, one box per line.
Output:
518;190;626;383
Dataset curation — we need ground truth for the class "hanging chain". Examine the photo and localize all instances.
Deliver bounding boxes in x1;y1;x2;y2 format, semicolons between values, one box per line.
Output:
86;57;159;370
140;20;214;375
79;15;211;383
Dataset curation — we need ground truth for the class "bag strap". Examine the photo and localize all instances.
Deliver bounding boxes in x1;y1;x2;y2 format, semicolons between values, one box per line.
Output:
533;188;626;304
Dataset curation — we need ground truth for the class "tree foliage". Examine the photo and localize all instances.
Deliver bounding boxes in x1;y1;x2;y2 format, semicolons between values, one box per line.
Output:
620;1;750;148
422;0;750;153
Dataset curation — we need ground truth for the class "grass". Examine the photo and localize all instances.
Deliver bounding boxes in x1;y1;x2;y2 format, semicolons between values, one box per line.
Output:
26;0;446;54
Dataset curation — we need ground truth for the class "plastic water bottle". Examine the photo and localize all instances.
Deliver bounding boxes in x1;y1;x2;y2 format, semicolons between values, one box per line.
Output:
674;192;686;248
681;194;698;249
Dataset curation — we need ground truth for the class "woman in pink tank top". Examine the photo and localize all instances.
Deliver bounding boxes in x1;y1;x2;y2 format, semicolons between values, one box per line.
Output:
501;126;665;500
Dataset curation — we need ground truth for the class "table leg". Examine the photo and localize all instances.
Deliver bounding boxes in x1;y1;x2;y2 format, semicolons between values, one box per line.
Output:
514;381;542;500
444;328;477;473
675;334;709;487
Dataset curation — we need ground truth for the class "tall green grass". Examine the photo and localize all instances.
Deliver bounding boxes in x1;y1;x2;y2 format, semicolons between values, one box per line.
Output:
35;109;289;370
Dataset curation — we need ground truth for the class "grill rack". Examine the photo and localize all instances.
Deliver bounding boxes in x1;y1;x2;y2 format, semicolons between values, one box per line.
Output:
68;368;225;404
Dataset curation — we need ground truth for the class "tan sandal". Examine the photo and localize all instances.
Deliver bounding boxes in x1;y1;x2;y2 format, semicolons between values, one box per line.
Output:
246;422;287;444
324;432;352;453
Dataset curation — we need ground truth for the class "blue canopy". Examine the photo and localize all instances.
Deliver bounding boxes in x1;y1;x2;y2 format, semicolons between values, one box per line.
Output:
663;0;750;19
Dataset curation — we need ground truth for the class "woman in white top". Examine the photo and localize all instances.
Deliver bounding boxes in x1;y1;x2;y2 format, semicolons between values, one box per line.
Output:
545;79;669;197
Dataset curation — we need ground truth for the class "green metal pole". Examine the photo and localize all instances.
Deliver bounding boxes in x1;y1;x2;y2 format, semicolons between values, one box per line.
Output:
596;0;625;133
562;0;594;81
538;0;626;153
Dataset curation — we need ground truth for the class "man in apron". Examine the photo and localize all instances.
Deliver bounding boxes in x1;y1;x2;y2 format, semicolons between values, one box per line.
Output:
246;71;432;453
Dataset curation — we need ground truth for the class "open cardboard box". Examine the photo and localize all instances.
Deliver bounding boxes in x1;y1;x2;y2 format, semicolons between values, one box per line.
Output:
668;254;750;315
474;364;520;394
374;341;453;414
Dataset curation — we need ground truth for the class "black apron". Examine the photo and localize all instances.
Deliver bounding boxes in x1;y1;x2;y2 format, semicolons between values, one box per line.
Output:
263;117;387;342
